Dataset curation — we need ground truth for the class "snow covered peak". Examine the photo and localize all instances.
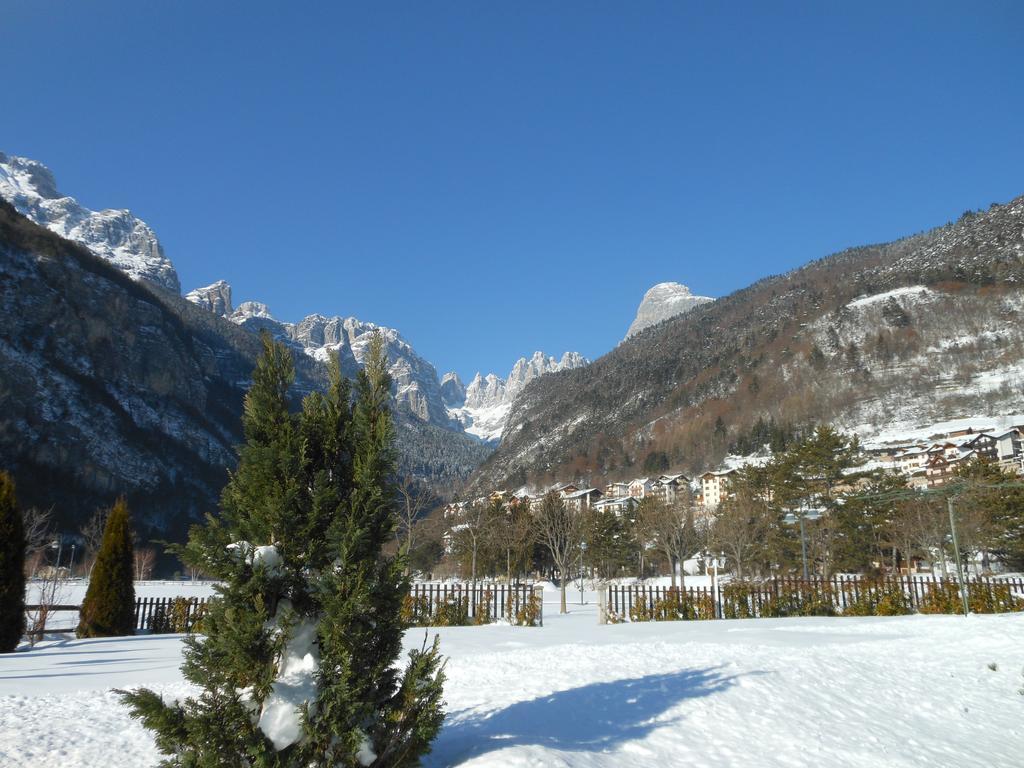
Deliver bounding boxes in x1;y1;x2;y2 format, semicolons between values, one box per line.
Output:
231;300;275;322
450;351;589;442
185;280;233;317
625;281;713;339
0;152;180;293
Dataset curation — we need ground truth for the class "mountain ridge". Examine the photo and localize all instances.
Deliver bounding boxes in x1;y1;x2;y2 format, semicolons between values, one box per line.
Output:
0;152;180;292
472;197;1024;490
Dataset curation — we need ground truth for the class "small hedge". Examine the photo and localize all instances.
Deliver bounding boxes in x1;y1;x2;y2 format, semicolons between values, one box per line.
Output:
401;588;541;627
614;578;1024;622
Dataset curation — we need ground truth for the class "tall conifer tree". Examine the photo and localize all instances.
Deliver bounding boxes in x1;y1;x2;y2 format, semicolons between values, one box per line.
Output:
77;497;136;637
121;332;445;767
0;472;26;652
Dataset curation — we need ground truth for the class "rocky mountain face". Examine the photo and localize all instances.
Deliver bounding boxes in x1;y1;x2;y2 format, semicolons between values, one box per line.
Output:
442;351;589;442
0;201;492;542
0;153;180;292
0;198;269;542
185;282;456;428
473;197;1024;491
184;279;232;316
625;282;713;339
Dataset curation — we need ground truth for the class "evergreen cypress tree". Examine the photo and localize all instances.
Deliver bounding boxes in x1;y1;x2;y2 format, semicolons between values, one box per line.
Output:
121;332;445;767
77;497;136;637
0;472;26;653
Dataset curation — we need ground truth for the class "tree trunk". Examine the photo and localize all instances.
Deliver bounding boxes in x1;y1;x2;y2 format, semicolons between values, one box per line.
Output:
471;541;477;586
560;580;567;614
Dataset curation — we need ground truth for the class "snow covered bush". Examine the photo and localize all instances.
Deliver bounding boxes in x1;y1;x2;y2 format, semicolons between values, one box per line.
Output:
120;333;445;767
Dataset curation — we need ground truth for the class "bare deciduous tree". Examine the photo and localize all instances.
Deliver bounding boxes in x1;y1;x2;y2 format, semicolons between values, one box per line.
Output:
711;486;769;580
535;491;584;613
79;507;108;576
134;547;157;581
637;492;699;588
491;498;534;585
26;566;68;647
450;500;495;586
22;506;54;578
396;478;435;575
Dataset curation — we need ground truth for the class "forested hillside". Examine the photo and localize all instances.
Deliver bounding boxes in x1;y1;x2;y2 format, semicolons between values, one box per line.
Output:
476;196;1024;489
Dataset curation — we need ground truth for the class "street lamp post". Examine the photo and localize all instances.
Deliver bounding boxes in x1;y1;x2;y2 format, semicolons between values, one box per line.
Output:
578;542;587;605
49;537;63;573
946;496;970;617
783;504;824;581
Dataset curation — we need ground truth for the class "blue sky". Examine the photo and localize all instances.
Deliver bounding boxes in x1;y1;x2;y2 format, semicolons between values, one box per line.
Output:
5;2;1023;380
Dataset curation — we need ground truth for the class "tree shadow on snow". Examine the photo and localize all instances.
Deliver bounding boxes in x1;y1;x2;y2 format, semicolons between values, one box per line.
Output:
433;666;741;763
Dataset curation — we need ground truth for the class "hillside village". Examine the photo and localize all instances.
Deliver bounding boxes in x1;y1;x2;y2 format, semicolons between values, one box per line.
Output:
442;420;1024;575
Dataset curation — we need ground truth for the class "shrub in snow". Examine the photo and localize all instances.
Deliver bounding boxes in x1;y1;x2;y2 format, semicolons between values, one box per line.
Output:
120;333;445;767
0;471;26;652
77;497;136;638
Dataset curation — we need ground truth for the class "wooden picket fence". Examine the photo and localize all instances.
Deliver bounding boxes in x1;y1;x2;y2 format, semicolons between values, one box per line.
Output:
26;584;542;637
23;596;210;637
404;582;544;627
607;575;1024;622
134;596;209;633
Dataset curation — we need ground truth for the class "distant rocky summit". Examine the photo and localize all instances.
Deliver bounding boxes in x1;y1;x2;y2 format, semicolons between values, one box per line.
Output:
442;351;589;442
625;282;713;339
0;152;180;292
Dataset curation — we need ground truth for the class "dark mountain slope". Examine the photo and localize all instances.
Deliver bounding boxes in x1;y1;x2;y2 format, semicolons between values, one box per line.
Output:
0;201;487;545
476;197;1024;489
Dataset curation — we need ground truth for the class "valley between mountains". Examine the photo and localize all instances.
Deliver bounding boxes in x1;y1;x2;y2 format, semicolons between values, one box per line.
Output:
2;149;1023;540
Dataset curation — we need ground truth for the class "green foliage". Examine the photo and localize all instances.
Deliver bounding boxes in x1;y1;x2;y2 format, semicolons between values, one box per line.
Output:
151;598;207;635
917;580;1024;615
839;579;911;616
0;472;26;652
762;582;837;618
720;582;756;619
77;498;136;638
407;539;444;576
584;508;635;579
624;590;715;622
434;596;470;626
968;582;1024;614
120;333;446;767
918;582;965;614
629;595;652;622
642;450;670;474
510;589;543;627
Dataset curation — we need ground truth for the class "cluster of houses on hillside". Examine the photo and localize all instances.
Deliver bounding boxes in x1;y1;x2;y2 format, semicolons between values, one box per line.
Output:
864;426;1023;489
444;425;1024;528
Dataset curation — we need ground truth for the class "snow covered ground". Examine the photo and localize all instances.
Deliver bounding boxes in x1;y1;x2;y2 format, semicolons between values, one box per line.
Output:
2;588;1022;766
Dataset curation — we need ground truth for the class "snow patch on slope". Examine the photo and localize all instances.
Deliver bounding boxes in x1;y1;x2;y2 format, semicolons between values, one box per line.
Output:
846;285;934;309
